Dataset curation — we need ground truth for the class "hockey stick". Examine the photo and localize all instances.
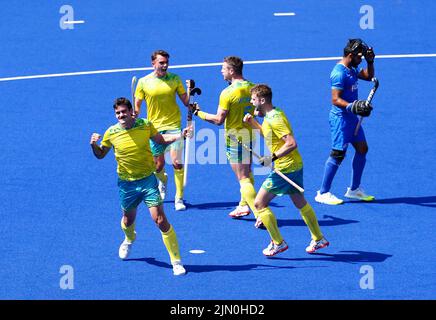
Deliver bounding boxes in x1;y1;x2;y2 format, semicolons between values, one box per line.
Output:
227;134;305;193
131;76;138;116
354;77;379;136
183;81;201;187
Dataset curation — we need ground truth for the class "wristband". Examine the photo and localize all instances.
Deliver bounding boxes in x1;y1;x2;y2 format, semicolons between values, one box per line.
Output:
197;110;207;120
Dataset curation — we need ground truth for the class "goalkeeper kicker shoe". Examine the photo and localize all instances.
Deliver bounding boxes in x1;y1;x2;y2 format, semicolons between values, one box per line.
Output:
119;239;133;260
344;187;375;201
228;205;250;218
315;191;344;205
306;237;329;254
263;240;288;257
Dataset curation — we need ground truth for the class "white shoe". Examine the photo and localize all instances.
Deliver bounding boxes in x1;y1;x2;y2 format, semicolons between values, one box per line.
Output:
254;216;264;229
315;191;344;205
118;239;133;259
172;261;186;276
158;174;168;200
175;198;186;211
262;240;288;257
306;237;329;254
344;187;375;201
228;205;250;218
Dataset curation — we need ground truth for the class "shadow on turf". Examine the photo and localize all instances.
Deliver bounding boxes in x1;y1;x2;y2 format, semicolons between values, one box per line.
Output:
269;250;392;264
239;214;359;227
174;201;285;210
359;196;436;208
124;257;327;273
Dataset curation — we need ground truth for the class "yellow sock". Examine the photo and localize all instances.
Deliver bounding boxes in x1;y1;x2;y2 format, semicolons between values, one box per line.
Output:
258;207;283;245
299;203;323;241
155;169;168;184
161;225;181;263
121;219;136;243
174;168;184;199
239;173;255;207
239;178;258;218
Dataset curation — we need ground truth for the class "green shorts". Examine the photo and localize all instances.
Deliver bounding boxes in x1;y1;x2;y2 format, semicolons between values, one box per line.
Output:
150;129;183;157
261;168;304;196
226;136;254;164
118;174;163;211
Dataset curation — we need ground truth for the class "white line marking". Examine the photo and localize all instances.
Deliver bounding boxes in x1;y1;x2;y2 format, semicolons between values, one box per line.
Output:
63;20;85;24
274;12;296;16
189;249;205;254
1;53;435;82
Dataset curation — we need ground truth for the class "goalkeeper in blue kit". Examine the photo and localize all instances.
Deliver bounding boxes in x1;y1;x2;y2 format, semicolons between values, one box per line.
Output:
315;38;376;205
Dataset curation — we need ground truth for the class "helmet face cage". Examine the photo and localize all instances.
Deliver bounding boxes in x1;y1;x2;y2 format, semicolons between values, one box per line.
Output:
346;38;369;56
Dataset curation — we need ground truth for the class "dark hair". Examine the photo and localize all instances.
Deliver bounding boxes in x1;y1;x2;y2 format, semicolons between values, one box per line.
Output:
250;84;273;103
224;56;243;75
151;50;170;61
344;39;368;56
113;97;132;110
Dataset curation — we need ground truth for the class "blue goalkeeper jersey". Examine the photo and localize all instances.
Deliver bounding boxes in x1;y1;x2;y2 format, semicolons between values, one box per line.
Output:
330;63;362;116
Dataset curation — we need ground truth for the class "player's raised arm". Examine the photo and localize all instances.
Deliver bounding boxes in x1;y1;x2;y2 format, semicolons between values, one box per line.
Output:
359;46;375;81
90;133;110;159
243;113;263;135
190;103;228;125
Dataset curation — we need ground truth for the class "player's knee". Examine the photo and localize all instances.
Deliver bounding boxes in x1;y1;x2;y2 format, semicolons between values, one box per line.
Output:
155;161;165;172
173;162;183;170
358;145;368;155
330;149;346;164
254;198;266;211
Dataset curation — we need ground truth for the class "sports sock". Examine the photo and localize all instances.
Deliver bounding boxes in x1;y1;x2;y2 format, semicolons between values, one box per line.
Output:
161;225;181;263
174;168;184;199
239;178;258;218
121;219;136;243
299;203;323;241
258;207;283;245
239;173;255;207
155;168;168;184
351;152;366;190
320;156;341;194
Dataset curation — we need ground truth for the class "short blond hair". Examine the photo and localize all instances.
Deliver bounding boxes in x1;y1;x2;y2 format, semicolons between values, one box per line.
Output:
250;84;272;103
223;56;243;75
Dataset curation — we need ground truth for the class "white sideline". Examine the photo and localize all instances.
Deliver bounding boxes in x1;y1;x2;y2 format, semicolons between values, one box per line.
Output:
1;53;435;82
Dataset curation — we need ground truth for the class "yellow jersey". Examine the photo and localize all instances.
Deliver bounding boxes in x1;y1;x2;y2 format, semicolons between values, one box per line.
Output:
135;72;186;131
262;107;303;173
219;80;256;145
101;118;158;181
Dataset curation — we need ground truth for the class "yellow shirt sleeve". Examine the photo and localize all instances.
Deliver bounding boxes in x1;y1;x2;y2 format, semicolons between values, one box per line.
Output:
101;128;113;148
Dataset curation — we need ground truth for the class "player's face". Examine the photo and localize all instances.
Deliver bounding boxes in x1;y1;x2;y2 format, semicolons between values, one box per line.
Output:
351;53;363;67
153;55;169;76
221;62;233;81
250;94;265;117
115;105;134;126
